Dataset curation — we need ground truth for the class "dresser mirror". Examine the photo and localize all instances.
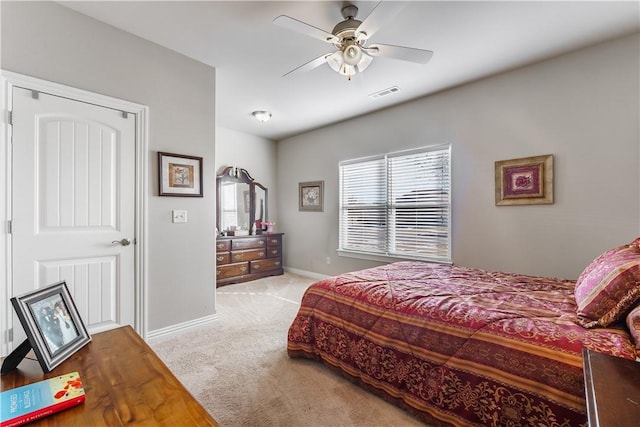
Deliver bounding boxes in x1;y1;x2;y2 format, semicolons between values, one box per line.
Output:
216;166;267;235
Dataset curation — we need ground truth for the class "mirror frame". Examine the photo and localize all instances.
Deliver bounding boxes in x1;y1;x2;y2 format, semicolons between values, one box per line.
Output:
216;166;267;235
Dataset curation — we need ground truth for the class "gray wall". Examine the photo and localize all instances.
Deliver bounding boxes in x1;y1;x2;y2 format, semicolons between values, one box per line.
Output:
1;1;217;333
277;33;640;280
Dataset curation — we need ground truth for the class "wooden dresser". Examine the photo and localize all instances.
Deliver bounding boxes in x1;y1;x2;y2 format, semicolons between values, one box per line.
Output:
216;233;284;287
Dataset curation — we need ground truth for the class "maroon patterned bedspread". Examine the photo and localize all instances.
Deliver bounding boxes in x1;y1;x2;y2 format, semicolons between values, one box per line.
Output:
287;262;637;426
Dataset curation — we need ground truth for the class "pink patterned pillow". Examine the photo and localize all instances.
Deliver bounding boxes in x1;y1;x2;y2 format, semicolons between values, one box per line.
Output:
575;245;640;328
630;237;640;250
627;305;640;349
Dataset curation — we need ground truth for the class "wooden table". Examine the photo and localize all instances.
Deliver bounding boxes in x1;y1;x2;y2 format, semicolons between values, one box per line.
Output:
583;348;640;427
1;326;219;426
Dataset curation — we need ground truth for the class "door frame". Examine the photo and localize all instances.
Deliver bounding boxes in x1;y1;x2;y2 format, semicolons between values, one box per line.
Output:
0;70;149;356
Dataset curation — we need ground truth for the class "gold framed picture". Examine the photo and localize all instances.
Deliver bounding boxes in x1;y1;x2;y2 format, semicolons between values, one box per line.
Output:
495;154;553;206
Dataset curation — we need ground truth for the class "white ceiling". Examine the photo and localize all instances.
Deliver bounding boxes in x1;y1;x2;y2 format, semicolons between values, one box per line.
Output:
58;1;639;141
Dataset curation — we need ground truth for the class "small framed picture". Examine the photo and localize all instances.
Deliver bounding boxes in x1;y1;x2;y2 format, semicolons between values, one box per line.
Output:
495;154;553;205
158;152;203;197
9;281;91;373
299;181;324;212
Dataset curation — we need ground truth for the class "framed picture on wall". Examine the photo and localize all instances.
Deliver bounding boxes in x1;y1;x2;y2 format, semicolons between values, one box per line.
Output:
495;154;553;206
299;181;324;212
2;281;91;373
158;152;203;197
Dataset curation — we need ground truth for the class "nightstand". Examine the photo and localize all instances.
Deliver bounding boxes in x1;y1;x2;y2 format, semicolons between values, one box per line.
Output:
582;348;640;426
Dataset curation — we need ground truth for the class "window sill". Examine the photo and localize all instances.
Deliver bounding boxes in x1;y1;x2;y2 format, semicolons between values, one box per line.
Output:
337;249;452;265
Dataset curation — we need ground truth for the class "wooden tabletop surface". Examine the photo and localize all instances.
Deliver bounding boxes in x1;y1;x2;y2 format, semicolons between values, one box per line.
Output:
1;325;219;426
583;348;640;427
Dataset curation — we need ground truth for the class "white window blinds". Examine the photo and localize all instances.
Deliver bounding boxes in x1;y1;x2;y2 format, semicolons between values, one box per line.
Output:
339;145;451;263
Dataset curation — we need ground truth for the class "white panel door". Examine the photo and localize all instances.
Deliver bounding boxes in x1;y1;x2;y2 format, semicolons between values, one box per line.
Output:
11;87;135;342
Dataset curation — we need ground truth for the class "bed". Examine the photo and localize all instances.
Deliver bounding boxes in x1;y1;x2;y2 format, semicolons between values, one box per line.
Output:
287;245;640;427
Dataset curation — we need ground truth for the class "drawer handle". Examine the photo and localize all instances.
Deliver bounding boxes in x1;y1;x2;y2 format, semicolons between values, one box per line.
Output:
270;240;278;245
216;256;224;261
216;243;225;249
234;254;242;260
271;250;278;255
275;261;281;266
259;251;265;257
216;270;221;276
254;264;260;269
240;266;247;272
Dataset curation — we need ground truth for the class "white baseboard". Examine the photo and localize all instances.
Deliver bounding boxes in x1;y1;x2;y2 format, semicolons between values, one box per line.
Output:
284;267;330;281
146;313;218;344
146;269;326;344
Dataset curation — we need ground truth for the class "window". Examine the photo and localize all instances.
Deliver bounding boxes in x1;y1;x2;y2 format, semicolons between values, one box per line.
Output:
221;182;239;228
339;145;451;263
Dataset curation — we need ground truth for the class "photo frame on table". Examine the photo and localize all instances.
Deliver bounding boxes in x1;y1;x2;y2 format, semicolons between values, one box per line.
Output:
495;154;554;206
158;152;203;197
1;281;91;374
299;181;324;212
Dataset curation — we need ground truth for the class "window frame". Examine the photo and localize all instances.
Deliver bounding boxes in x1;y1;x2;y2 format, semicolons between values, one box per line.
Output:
338;144;452;264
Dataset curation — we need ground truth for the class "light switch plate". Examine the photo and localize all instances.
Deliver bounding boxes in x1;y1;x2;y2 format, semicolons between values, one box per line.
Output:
172;210;187;223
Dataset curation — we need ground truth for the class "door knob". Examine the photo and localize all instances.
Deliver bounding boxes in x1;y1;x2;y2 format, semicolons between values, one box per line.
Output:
112;238;131;246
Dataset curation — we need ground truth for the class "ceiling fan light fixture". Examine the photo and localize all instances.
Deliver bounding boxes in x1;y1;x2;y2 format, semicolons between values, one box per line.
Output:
327;51;344;73
252;110;272;122
356;53;373;72
343;44;363;66
328;44;371;79
340;64;357;78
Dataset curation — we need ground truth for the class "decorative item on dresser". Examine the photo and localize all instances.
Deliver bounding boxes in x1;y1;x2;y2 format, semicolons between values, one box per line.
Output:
216;233;284;287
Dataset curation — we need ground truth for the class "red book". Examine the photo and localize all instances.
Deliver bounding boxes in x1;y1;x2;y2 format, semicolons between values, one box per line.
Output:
1;372;85;426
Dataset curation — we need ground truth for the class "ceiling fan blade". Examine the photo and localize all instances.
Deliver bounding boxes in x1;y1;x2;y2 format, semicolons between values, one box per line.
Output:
283;53;332;77
364;44;434;64
273;15;338;44
355;1;405;41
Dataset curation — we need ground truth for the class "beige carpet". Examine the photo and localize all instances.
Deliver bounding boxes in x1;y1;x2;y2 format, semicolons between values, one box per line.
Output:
150;273;426;426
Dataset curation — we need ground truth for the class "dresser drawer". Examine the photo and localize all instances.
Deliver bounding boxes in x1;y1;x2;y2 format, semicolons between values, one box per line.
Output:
250;258;282;273
216;252;231;265
266;236;281;247
266;247;280;258
231;237;266;250
217;262;249;279
230;248;267;263
216;239;231;252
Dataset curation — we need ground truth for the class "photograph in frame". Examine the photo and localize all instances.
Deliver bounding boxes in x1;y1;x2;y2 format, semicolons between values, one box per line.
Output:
3;281;91;373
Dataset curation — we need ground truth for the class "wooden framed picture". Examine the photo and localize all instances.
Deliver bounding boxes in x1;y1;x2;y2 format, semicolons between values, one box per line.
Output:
3;281;91;373
158;152;203;197
495;154;553;206
299;181;324;212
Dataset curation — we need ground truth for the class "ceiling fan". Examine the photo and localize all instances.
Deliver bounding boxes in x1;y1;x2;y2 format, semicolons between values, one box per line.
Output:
273;1;433;80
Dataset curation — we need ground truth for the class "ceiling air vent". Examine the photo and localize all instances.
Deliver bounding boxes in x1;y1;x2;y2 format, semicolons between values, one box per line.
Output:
369;86;401;100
